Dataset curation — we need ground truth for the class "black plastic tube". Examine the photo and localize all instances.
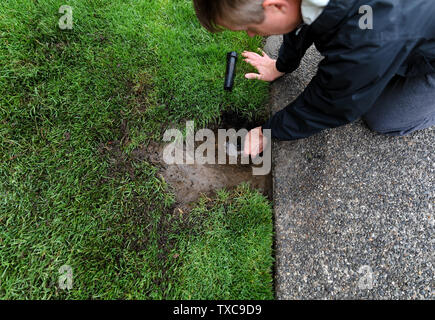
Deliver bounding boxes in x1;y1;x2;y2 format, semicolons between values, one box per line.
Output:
224;51;238;91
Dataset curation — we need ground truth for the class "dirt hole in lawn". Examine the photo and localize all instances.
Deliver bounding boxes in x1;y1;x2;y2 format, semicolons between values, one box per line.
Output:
133;111;272;207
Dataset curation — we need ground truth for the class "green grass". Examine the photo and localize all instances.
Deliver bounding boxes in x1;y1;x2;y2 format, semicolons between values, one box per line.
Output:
0;0;273;299
172;186;274;300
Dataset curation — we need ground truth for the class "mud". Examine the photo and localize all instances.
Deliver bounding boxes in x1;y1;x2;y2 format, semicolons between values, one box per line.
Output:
163;158;271;204
128;111;271;204
133;140;272;205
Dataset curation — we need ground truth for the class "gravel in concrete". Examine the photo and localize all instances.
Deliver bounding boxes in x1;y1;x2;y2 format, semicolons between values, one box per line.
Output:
265;36;435;299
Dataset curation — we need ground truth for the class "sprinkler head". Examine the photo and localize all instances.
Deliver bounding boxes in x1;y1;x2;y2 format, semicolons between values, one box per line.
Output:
224;51;238;91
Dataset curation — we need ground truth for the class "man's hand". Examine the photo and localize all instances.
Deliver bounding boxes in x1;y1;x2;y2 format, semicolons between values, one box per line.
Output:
242;49;284;82
243;126;268;157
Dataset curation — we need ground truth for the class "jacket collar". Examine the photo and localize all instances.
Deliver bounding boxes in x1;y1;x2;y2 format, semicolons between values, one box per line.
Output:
309;0;359;35
301;0;330;25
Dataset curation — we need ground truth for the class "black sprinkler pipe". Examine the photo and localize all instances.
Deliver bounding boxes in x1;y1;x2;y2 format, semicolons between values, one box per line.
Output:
224;51;238;91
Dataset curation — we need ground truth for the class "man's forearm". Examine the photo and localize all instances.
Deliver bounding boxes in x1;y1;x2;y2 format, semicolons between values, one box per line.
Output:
276;26;314;73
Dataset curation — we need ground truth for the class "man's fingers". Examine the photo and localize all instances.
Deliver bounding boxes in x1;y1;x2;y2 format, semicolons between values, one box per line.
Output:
243;129;263;157
242;51;261;60
242;51;260;58
243;133;251;156
245;73;262;80
258;48;269;58
243;58;259;68
243;132;258;157
251;127;262;157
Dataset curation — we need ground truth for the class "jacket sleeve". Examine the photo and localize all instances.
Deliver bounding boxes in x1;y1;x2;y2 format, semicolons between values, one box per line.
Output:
263;39;415;141
276;26;314;73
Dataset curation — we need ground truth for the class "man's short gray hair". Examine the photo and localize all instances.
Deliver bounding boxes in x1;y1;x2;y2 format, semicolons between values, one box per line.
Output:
193;0;265;32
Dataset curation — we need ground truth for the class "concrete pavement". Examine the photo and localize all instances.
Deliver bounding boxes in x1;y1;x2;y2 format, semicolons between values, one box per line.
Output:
264;36;434;299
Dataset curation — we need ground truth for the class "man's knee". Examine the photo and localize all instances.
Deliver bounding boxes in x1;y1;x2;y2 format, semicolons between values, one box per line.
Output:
363;112;435;137
363;73;435;136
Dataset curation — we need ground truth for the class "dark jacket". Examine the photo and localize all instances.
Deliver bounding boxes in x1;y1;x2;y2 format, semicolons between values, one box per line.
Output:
262;0;435;140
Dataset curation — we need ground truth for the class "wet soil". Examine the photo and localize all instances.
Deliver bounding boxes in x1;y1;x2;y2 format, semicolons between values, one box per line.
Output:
133;140;272;205
133;111;273;205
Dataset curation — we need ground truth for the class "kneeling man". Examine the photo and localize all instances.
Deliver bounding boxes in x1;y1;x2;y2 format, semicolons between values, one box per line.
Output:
193;0;435;155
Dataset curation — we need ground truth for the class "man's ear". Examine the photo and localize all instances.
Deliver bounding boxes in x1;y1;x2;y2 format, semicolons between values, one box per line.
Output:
262;0;290;13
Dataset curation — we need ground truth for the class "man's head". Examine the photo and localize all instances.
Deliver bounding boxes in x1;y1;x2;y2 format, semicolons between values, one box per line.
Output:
193;0;302;37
